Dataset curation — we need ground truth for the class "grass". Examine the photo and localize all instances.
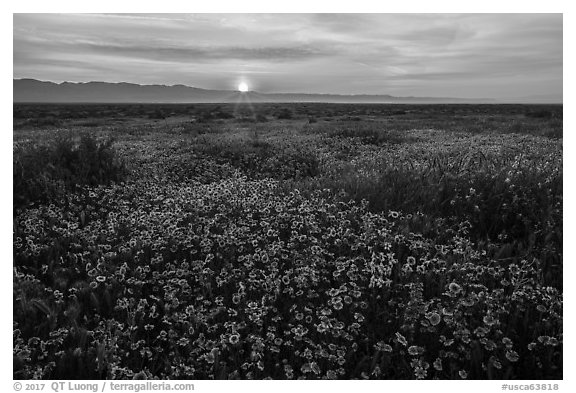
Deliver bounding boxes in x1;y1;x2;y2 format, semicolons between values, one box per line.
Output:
13;104;562;380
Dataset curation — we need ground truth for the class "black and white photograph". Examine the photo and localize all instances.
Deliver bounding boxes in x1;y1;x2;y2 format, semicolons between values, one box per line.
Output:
11;7;565;385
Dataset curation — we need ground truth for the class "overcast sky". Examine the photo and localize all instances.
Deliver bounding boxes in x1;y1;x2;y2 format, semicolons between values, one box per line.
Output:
13;13;562;99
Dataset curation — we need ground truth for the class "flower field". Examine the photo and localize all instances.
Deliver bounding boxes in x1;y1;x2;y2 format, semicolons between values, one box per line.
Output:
13;104;562;380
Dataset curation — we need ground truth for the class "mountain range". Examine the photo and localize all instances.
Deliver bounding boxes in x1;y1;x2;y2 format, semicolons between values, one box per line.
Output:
13;79;559;104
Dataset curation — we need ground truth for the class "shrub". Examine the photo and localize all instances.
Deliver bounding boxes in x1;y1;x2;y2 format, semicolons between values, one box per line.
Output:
197;111;214;123
14;133;126;209
148;109;166;119
13;117;63;130
307;122;411;145
276;108;293;120
192;136;320;181
525;110;553;119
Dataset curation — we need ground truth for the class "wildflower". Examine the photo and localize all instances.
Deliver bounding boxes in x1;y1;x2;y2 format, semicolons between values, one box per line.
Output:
408;346;420;356
310;362;321;375
414;366;427;379
96;276;106;283
433;358;443;371
483;314;497;326
328;288;340;296
301;363;312;374
395;332;408;346
133;371;147;380
205;351;215;364
538;336;550;344
229;334;240;345
374;342;393;352
484;340;497;351
505;350;519;362
474;327;489;337
439;336;454;347
427;312;441;326
448;282;462;295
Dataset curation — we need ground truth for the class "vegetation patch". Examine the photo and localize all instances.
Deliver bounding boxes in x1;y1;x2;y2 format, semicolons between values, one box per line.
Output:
13;103;562;380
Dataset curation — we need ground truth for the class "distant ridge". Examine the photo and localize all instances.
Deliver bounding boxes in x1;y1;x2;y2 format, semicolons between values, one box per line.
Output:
14;78;498;104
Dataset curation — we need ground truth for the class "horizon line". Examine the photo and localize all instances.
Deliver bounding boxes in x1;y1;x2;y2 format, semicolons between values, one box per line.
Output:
13;78;563;104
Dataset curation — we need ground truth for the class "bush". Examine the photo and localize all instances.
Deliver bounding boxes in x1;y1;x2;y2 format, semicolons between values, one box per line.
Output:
276;108;293;120
14;133;126;209
310;147;562;283
14;117;63;130
148;109;166;120
193;136;320;181
525;110;553;119
308;122;411;145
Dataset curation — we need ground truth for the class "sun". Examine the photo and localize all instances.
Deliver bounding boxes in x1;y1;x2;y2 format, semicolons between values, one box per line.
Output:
238;82;249;92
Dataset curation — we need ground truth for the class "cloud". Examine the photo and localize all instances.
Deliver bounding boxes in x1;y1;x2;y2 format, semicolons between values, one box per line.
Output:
13;13;562;98
81;42;335;63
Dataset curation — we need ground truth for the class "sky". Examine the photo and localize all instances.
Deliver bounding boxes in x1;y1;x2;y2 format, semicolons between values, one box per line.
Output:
13;13;563;99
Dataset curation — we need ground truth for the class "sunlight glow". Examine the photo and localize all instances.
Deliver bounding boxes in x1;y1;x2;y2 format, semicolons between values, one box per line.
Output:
238;82;249;92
